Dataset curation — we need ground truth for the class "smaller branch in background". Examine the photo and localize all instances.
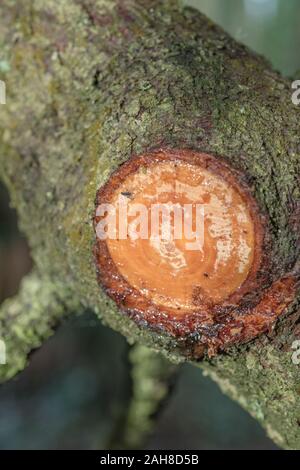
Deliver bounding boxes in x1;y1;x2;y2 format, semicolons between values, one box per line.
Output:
110;345;178;450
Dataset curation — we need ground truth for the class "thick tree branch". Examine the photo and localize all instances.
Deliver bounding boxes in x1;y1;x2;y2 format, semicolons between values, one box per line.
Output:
0;0;299;448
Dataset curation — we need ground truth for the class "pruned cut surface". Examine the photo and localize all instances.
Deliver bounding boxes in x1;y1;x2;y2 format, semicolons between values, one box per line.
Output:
103;157;255;308
94;149;296;357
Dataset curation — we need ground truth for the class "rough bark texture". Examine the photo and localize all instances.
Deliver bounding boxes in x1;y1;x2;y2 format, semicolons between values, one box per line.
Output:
0;0;299;448
0;271;81;382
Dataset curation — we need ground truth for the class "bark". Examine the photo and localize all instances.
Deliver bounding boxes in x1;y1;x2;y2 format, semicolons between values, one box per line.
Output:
0;0;299;448
0;270;81;382
110;344;177;449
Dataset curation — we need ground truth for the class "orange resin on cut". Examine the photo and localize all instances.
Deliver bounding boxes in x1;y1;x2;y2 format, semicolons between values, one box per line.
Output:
94;149;296;357
106;160;255;312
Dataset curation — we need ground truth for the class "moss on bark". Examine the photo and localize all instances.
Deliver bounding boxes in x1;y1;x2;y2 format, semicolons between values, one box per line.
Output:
0;270;81;382
0;0;299;448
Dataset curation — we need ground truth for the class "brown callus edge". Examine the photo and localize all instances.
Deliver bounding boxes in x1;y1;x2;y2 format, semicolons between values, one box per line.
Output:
93;149;297;358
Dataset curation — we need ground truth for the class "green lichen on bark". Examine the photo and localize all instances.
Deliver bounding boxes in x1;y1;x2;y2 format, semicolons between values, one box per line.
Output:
0;270;81;382
200;305;300;449
0;0;299;448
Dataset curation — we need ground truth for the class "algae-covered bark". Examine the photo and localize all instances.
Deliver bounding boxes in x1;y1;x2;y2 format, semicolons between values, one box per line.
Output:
0;0;299;448
0;271;81;382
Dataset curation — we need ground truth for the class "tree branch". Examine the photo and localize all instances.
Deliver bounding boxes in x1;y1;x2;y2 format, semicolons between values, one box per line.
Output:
0;271;82;382
0;0;299;448
115;345;177;449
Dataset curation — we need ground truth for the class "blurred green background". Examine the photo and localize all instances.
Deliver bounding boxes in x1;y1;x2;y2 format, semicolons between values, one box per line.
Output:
1;0;299;450
186;0;300;77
